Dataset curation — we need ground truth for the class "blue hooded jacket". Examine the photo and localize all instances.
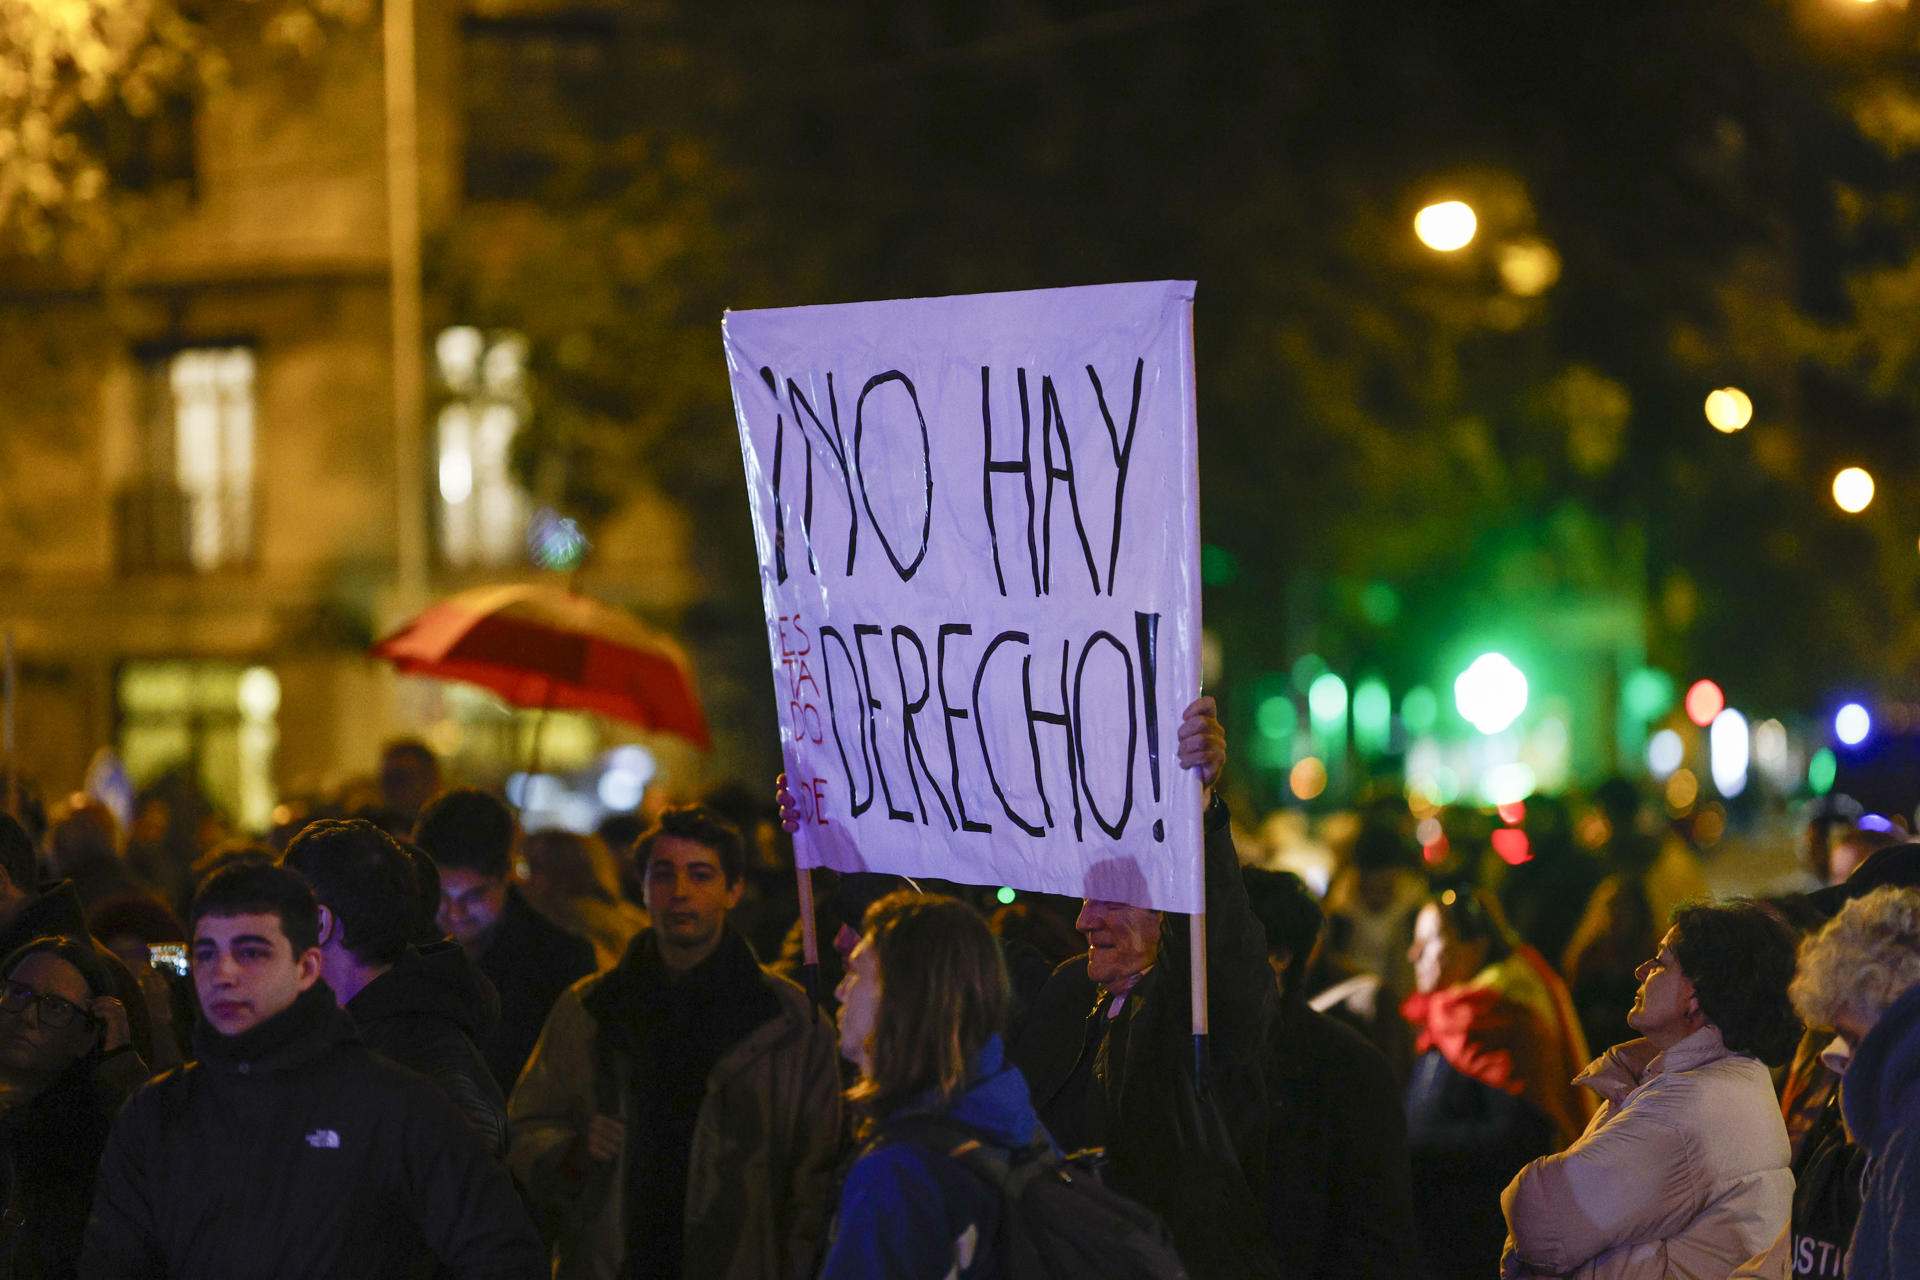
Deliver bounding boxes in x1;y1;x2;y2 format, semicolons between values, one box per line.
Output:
819;1036;1039;1280
1841;981;1920;1280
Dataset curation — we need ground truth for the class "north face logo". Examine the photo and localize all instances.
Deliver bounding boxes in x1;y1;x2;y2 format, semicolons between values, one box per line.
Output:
305;1129;341;1149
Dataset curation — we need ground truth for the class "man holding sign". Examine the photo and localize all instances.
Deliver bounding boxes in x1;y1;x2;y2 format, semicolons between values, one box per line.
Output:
728;282;1278;1275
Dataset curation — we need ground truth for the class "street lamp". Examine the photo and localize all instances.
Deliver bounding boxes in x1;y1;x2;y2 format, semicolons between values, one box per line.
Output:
1415;200;1477;252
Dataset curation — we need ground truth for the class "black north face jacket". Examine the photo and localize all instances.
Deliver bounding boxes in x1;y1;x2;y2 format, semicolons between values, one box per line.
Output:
80;983;544;1280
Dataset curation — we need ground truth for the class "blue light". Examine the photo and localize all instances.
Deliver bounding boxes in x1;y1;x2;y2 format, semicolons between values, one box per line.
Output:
1835;703;1872;747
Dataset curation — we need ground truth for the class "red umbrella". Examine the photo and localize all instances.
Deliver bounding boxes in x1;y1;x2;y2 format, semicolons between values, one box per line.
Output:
370;583;711;751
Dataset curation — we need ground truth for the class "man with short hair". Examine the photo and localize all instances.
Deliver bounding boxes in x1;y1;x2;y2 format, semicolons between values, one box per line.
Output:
282;817;509;1155
80;860;545;1279
416;788;595;1090
508;806;841;1280
1501;901;1801;1279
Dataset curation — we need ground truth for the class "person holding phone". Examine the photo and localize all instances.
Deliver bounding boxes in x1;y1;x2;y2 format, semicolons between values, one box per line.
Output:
0;934;145;1280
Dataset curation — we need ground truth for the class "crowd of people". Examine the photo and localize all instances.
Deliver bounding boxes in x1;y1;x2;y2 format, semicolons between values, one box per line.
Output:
0;710;1914;1278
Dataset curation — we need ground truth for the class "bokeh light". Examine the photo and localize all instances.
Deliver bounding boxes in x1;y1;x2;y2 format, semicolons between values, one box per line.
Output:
1647;728;1684;779
1808;747;1838;795
1498;240;1560;296
1308;672;1349;727
1704;387;1753;433
1414;200;1477;252
1684;679;1725;727
1401;686;1439;735
1835;702;1871;746
1709;708;1749;798
1665;768;1699;813
1833;467;1875;514
1491;828;1533;865
1454;652;1529;735
1289;756;1328;801
996;886;1017;905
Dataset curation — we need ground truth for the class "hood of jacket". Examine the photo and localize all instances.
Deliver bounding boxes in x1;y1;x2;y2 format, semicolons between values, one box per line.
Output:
891;1035;1040;1150
1843;980;1920;1154
348;942;500;1042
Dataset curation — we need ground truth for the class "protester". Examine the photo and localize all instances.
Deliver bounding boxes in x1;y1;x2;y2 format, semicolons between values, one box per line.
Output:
42;800;142;912
818;891;1038;1277
1402;887;1589;1280
0;936;146;1280
508;806;841;1280
1004;696;1281;1277
519;829;646;970
81;860;544;1278
85;894;190;1071
1242;867;1418;1280
380;737;443;830
1784;885;1920;1280
0;814;153;1066
1501;900;1800;1278
416;788;595;1091
282;818;509;1155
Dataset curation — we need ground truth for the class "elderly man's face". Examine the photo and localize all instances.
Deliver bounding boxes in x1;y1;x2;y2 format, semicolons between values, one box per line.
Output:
1076;899;1163;989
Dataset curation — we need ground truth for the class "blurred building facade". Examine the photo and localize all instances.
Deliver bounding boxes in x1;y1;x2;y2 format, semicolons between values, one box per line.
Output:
0;0;710;832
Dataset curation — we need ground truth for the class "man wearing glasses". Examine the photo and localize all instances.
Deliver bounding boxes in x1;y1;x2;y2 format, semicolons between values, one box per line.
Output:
81;860;545;1279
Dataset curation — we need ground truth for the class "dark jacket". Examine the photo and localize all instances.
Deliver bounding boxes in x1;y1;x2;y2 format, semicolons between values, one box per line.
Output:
1008;799;1279;1278
820;1036;1038;1280
508;929;842;1280
1266;999;1420;1280
1404;1048;1560;1280
475;887;596;1093
0;883;152;1065
1840;981;1920;1280
80;983;546;1280
0;1050;147;1280
349;942;509;1158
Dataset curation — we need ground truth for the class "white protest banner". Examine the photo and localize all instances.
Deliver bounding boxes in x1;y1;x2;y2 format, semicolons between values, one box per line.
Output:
723;281;1204;912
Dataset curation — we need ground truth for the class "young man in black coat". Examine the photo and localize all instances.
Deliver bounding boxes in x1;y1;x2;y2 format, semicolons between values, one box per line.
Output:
80;860;544;1279
282;817;509;1156
1006;697;1282;1278
415;789;596;1092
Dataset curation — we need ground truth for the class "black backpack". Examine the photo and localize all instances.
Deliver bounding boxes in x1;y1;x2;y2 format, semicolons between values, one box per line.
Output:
882;1117;1189;1280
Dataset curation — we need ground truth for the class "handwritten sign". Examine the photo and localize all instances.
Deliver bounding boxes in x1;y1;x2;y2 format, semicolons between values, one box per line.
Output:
723;281;1203;911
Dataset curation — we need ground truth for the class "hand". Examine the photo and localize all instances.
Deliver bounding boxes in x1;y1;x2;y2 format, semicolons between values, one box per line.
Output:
775;772;801;833
585;1113;626;1163
91;996;131;1054
1176;696;1226;803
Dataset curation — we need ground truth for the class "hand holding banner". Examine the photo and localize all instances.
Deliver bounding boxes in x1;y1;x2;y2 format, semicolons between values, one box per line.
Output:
724;281;1204;912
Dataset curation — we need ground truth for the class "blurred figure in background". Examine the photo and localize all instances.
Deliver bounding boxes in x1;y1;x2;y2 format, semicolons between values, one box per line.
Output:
520;829;646;971
379;738;442;833
86;895;190;1072
1799;793;1864;890
0;935;147;1280
1786;886;1920;1280
1314;815;1424;1081
1402;887;1589;1280
1245;867;1419;1280
416;788;594;1093
43;799;142;912
701;783;796;963
1496;794;1604;969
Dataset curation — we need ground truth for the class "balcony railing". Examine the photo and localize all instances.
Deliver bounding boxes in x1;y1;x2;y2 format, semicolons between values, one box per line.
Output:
115;480;253;574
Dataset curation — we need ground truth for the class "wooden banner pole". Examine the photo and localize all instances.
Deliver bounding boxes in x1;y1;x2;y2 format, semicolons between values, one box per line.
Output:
796;862;821;1006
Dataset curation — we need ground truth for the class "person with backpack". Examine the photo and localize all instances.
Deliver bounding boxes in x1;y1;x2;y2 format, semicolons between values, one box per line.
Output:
821;890;1183;1280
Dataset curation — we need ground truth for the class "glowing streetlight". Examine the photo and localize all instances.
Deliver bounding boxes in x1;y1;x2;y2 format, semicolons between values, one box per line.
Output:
1704;387;1752;434
1833;467;1876;514
1415;200;1477;252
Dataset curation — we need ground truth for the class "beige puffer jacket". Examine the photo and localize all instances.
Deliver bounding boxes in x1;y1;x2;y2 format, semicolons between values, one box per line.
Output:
1500;1027;1792;1279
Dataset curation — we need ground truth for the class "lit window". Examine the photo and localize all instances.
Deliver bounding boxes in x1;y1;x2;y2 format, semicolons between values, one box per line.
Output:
124;346;255;572
116;661;279;833
436;327;530;567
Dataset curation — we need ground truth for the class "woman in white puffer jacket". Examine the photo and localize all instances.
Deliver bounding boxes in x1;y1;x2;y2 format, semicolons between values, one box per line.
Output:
1500;900;1803;1280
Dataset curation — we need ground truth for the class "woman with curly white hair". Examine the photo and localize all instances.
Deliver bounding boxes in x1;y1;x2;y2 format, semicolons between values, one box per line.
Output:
1788;886;1920;1280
